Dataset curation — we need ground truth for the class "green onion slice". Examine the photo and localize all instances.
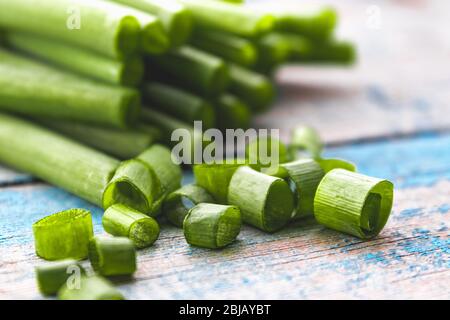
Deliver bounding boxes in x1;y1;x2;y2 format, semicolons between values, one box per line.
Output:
183;203;241;249
58;275;124;300
279;159;325;219
36;259;85;296
228;166;294;232
103;204;160;249
288;126;323;159
32;209;93;261
163;184;215;227
317;158;356;173
314;169;394;239
89;236;137;277
245;136;289;170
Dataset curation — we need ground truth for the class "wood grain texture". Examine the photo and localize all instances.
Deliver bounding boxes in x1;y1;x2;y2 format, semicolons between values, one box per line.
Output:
0;133;448;299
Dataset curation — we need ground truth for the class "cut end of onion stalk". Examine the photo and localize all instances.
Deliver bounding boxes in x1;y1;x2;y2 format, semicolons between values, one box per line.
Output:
103;204;160;249
116;16;141;58
32;209;93;261
228;166;294;233
163;184;215;228
314;169;394;239
36;259;85;296
183;203;242;249
168;8;193;48
140;19;170;55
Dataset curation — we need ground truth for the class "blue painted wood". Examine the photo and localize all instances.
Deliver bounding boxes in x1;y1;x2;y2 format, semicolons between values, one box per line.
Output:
0;166;33;186
0;133;448;299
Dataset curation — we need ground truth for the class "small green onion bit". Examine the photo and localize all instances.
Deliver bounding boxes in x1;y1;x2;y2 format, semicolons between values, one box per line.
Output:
184;203;241;249
288;126;324;159
33;209;93;261
245;135;289;169
317;158;357;173
35;259;85;296
314;169;394;239
89;236;137;277
279;159;325;219
228;166;294;233
58;275;124;300
163;184;215;228
103;204;160;249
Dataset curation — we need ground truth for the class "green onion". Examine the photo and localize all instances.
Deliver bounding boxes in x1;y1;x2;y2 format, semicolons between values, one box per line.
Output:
149;46;229;96
36;259;85;296
317;158;357;173
111;0;192;48
191;29;258;67
254;33;291;74
141;108;194;143
229;64;275;112
0;113;119;206
290;37;356;65
132;9;170;55
103;204;160;248
89;236;137;276
288;125;323;159
273;6;337;41
5;31;144;87
246;135;289;168
184;203;241;249
0;0;141;59
228;166;294;232
178;0;275;36
33;209;94;261
214;94;251;129
163;184;215;228
194;159;251;204
278;159;324;219
142;82;216;128
37;118;159;159
0;49;140;128
314;169;394;239
103;145;181;216
58;275;124;300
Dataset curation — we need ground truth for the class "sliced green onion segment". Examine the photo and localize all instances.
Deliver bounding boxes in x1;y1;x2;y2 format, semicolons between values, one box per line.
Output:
317;158;356;173
228;166;294;232
58;275;124;300
183;203;241;249
288;126;323;159
314;169;394;239
36;259;85;296
163;184;215;227
33;209;93;261
103;204;160;248
246;136;289;169
89;236;137;277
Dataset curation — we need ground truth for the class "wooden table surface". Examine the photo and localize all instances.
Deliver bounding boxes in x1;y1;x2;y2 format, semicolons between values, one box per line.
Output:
0;0;449;299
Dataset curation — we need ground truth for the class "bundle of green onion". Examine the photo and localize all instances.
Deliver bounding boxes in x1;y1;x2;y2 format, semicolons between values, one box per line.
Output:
0;0;392;301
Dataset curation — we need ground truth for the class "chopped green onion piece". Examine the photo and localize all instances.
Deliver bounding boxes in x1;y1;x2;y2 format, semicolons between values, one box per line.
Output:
111;0;191;49
214;94;251;129
89;236;137;276
142;82;216;128
317;158;356;173
5;31;144;87
191;29;258;67
279;159;325;219
178;0;275;36
288;126;323;159
184;203;241;249
290;38;356;65
0;0;141;59
246;136;289;170
149;46;229;97
58;275;124;300
33;209;94;261
37;118;159;159
103;204;160;249
314;169;394;239
163;184;215;227
0;49;140;128
102;159;163;216
0;114;119;206
133;10;170;54
228;166;294;232
229;64;275;112
36;259;85;296
193;159;252;204
254;33;291;74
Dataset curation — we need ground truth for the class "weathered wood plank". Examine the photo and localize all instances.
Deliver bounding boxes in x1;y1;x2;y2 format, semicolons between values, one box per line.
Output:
0;133;448;299
0;166;33;187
